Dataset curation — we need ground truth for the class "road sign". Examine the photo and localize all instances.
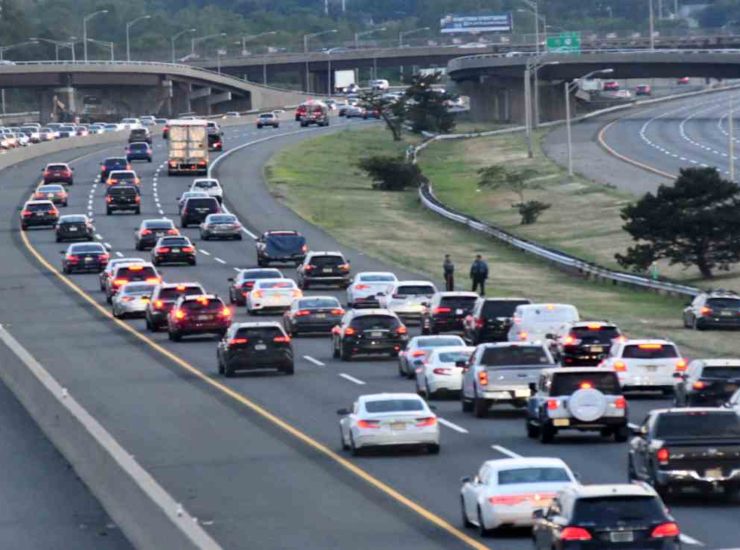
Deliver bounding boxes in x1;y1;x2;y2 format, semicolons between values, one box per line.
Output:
546;32;581;53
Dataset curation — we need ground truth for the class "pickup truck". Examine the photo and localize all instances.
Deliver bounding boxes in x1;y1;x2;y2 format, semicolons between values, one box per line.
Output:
628;408;740;499
461;342;556;418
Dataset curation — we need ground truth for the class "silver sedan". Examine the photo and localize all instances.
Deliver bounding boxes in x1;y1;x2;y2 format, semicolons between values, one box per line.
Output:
200;213;243;240
111;282;157;318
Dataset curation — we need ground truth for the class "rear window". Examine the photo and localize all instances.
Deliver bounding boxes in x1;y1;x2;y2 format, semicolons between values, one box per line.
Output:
622;344;678;359
60;216;87;223
105;159;127;167
265;234;305;249
194;180;219;189
159;237;189;246
573;497;664;524
570;326;621;343
310;255;344;267
550;372;621;396
116;266;157;280
130;129;147;136
365;399;424;413
111;172;136;181
480;346;550;366
185;198;219;209
359;274;396;282
395;285;435;296
107;186;137;196
159;286;204;300
234;326;283;339
182;299;223;312
26;203;54;211
656;412;740;438
439;296;477;309
241;270;282;281
351;315;399;330
481;300;530;318
520;307;577;323
39;185;64;192
207;215;236;223
707;298;740;309
144;221;174;229
298;298;340;309
129;143;149;150
70;244;105;253
121;284;156;295
416;337;463;348
497;467;571;485
437;350;473;363
47;164;68;170
701;365;740;379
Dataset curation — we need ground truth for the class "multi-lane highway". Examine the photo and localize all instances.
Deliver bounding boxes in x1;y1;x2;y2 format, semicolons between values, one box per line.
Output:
1;113;738;550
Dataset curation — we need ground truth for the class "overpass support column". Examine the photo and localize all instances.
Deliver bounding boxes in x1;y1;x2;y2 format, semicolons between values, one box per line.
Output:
458;77;518;123
537;82;569;123
170;81;192;116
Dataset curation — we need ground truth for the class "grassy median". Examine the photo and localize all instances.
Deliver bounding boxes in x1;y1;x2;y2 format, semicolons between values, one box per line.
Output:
265;125;738;358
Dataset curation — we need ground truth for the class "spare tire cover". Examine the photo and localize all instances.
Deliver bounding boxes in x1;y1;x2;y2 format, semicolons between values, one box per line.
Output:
567;389;607;422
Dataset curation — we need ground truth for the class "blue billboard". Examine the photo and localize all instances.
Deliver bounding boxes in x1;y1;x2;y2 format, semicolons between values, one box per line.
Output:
440;13;513;34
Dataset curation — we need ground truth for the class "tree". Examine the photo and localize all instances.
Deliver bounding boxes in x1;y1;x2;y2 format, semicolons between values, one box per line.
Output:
357;155;423;191
477;165;551;224
359;89;407;141
616;167;740;278
404;72;456;135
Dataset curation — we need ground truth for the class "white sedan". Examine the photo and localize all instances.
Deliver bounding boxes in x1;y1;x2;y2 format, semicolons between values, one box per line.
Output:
461;457;578;536
246;278;302;314
338;393;439;455
346;271;398;308
415;346;474;398
377;280;437;321
190;178;224;203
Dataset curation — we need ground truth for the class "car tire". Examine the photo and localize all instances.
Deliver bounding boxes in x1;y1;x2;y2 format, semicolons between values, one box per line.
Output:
340;345;352;362
202;234;209;241
627;456;638;482
135;208;141;215
473;396;488;418
461;498;474;528
223;362;234;378
340;428;349;450
349;434;361;456
427;444;440;455
477;508;490;537
692;317;704;331
236;234;243;240
145;317;156;332
181;220;188;228
614;425;629;442
170;331;182;342
247;305;257;316
526;420;540;438
461;393;473;412
282;364;295;375
106;208;111;215
398;359;406;377
539;421;555;443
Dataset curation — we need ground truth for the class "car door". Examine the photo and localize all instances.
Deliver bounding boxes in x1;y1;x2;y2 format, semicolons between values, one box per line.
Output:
461;350;478;399
631;414;653;479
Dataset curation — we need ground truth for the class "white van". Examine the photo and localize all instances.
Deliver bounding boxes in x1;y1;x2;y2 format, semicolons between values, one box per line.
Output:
369;79;389;91
507;303;580;342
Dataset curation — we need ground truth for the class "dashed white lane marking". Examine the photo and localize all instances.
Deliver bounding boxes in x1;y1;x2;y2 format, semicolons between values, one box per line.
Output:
233;267;241;272
199;249;211;256
103;242;112;250
214;257;226;264
491;444;522;458
115;251;123;258
303;355;325;366
339;373;366;385
95;234;102;240
158;209;164;215
680;534;704;546
438;418;468;434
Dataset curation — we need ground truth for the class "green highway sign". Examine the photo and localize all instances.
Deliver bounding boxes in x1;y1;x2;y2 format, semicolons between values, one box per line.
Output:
546;32;581;53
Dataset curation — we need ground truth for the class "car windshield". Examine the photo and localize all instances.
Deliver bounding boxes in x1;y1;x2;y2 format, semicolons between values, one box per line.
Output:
259;281;296;290
70;244;105;253
622;344;678;359
351;315;399;330
481;346;550;366
497;467;571;485
240;270;282;281
416;337;463;349
573;496;664;524
298;298;339;309
570;326;621;343
702;366;740;379
437;350;473;363
656;412;740;438
707;298;740;309
182;299;223;312
359;274;395;282
159;286;203;300
481;300;530;317
234;326;283;339
208;215;236;224
395;285;435;296
365;399;424;413
550;373;622;396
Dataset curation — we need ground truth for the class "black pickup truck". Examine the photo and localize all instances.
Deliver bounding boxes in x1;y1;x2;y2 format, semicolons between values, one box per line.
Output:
628;408;740;499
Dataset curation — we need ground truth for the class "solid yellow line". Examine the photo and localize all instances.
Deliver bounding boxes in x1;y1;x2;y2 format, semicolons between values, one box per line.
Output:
19;229;489;550
597;120;676;180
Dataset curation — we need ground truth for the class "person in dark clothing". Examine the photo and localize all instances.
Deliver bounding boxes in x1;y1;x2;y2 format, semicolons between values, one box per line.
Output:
470;254;489;296
443;254;455;291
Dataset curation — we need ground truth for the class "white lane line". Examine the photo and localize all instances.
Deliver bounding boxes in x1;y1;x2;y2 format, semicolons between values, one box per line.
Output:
95;234;103;240
158;209;164;215
214;257;227;264
233;267;241;272
438;418;468;434
199;249;211;256
491;444;522;458
103;242;112;250
303;355;325;366
115;251;123;258
680;534;704;546
339;373;366;385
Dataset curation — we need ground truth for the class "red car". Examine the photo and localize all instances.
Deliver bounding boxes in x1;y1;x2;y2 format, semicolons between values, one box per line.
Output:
167;294;232;341
635;84;652;96
294;104;308;121
602;80;620;91
677;76;690;85
42;163;74;185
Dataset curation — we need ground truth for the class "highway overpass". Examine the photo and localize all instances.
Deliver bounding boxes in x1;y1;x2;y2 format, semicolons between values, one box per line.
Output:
0;61;314;121
447;50;740;123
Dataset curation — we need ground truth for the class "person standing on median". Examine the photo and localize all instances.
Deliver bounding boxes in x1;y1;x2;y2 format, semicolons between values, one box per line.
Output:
470;254;489;296
443;254;455;291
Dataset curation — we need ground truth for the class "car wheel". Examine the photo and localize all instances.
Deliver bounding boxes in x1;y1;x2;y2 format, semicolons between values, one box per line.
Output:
106;294;112;304
427;443;440;455
282;364;295;375
461;393;473;412
106;208;111;215
461;498;474;528
340;428;350;450
614;425;629;442
181;220;188;228
539;421;555;443
692;316;704;331
627;456;637;482
477;507;490;537
349;434;361;456
170;331;182;342
247;305;257;316
398;359;406;377
425;379;436;400
236;234;243;240
145;317;155;332
473;396;489;418
135;208;141;215
332;339;340;359
526;419;540;438
302;280;310;290
340;345;352;362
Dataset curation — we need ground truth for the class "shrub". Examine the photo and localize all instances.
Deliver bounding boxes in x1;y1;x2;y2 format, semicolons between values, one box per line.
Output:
357;155;423;191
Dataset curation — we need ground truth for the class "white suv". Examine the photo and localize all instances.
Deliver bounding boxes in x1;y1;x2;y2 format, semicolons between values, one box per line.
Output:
600;339;686;395
190;178;224;203
507;303;579;342
377;280;437;322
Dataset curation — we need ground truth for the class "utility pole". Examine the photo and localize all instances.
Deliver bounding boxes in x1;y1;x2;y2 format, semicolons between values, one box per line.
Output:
730;94;735;181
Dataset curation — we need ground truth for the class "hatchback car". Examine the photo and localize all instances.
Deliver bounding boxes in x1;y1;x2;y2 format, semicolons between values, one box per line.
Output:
151;236;196;266
297;251;351;289
33;184;68;206
61;242;109;274
420;291;479;334
177;191;209;210
111;282;156;318
377;280;437;322
127;128;151;144
42;163;74;185
105;185;140;215
125;142;153;163
20;200;59;230
135;219;179;250
167;294;232;341
337;393;439;455
246;278;302;315
283;296;344;336
683;290;740;330
554;321;624;366
105;263;161;303
180;196;221;227
217;322;294;376
331;309;408;361
346;272;398;308
106;170;140;188
55;214;94;242
255;230;308;266
415;346;474;398
145;282;206;331
600;339;686;394
673;358;740;406
99;258;143;291
200;214;242;240
463;297;532;344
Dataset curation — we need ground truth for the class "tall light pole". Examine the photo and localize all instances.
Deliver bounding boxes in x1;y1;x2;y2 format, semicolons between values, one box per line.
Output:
649;0;655;51
354;27;386;49
191;32;226;58
126;15;151;62
237;31;277;57
87;38;114;61
398;26;430;47
520;0;540;54
303;29;337;93
31;37;75;61
171;28;195;64
524;57;559;155
565;68;613;175
83;9;108;63
730;94;735;181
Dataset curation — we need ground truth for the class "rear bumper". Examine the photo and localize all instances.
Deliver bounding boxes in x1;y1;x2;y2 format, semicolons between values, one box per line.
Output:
57;230;93;240
224;351;293;371
66;260;107;272
543;416;627;431
304;275;350;286
354;429;439;448
428;317;466;332
22;217;57;227
697;316;740;328
291;319;338;333
344;339;405;355
656;468;740;488
152;253;195;264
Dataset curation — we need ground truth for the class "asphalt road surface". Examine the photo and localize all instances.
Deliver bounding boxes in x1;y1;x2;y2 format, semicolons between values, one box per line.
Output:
2;116;738;549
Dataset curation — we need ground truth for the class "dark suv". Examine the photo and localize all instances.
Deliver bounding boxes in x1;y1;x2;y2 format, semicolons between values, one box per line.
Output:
217;322;294;376
100;157;131;180
297;251;350;289
331;309;408;361
683;290;740;330
463;297;531;344
20;200;59;230
555;321;623;366
128;128;152;144
145;282;205;331
126;142;153;163
105;185;140;215
180;196;220;228
167;294;232;341
674;359;740;406
255;230;307;266
421;292;479;334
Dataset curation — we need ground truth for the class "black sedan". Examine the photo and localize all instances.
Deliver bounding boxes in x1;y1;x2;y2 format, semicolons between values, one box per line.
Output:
56;214;94;242
283;296;344;336
61;243;109;274
151;236;196;266
135;219;179;250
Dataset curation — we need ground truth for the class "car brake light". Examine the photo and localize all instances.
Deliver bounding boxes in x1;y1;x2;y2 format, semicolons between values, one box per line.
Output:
295;310;311;317
412;350;426;357
338;263;350;271
699;306;713;316
167;229;179;235
50;208;59;216
579;382;593;389
141;229;152;235
433;368;452;375
105;196;112;203
396;326;408;335
182;246;195;253
229;338;248;346
154;300;165;309
613;360;627;372
692;381;706;390
273;335;291;343
135;195;141;203
113;278;127;287
174;309;186;320
638;343;663;349
656;447;670;465
291;290;302;298
547;398;559;410
344;327;356;336
614;396;627;409
145;277;160;284
478;370;489;386
357;419;380;429
518;331;528;341
560;527;592;541
433;307;451;314
304;265;314;271
675;359;687;372
489;495;528;506
100;253;110;262
301;244;308;253
220;307;232;318
21;210;32;217
252;290;264;299
415;417;437;427
563;335;580;345
354;284;369;290
651;522;680;538
157;247;171;253
65;254;80;263
475;318;485;328
331;308;344;315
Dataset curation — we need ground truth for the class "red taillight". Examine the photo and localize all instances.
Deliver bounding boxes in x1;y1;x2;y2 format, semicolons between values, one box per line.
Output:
396;325;408;335
675;359;687;372
100;253;110;262
411;350;426;358
145;277;161;284
21;210;32;217
141;229;152;235
50;208;59;216
613;360;627;372
113;278;127;287
344;327;356;336
157;247;171;253
547;398;559;410
700;306;713;316
415;417;437;427
105;196;112;203
198;160;207;167
656;447;670;465
692;381;706;390
651;522;680;538
273;335;291;343
229;338;248;346
134;195;141;203
182;246;195;253
167;229;179;235
252;290;264;299
563;335;580;346
354;284;369;290
357;419;380;429
338;263;350;271
475;318;484;328
174;309;186;320
518;331;529;341
489;495;529;506
433;367;452;375
295;309;311;317
65;254;80;263
560;527;592;541
304;264;314;271
154;300;165;309
478;370;489;386
301;244;308;253
331;308;344;315
34;193;44;199
220;307;232;318
433;307;451;314
614;396;627;409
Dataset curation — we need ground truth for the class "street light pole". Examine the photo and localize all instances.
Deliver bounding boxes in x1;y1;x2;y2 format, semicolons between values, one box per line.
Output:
126;15;151;62
524;66;533;158
730;94;735;181
83;9;108;63
649;0;655;51
191;32;226;58
398;26;430;47
354;27;386;49
303;29;337;93
170;28;195;64
520;0;540;55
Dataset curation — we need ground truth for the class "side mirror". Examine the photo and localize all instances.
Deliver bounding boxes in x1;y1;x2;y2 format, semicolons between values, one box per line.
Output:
628;423;645;436
336;408;350;416
460;476;471;484
532;509;545;520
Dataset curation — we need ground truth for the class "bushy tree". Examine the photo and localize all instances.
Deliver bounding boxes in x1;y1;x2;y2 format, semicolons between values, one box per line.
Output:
404;72;456;135
357;155;423;191
359;90;407;141
477;165;550;224
616;167;740;278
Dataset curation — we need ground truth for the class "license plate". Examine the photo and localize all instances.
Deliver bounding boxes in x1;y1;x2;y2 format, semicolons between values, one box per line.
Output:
456;308;463;315
553;418;570;427
197;315;212;321
254;344;267;351
370;331;382;338
645;365;657;372
84;257;93;262
69;227;78;232
323;267;332;273
171;248;180;253
514;389;530;397
610;531;634;543
706;468;723;478
315;313;326;318
591;346;603;353
390;422;406;431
